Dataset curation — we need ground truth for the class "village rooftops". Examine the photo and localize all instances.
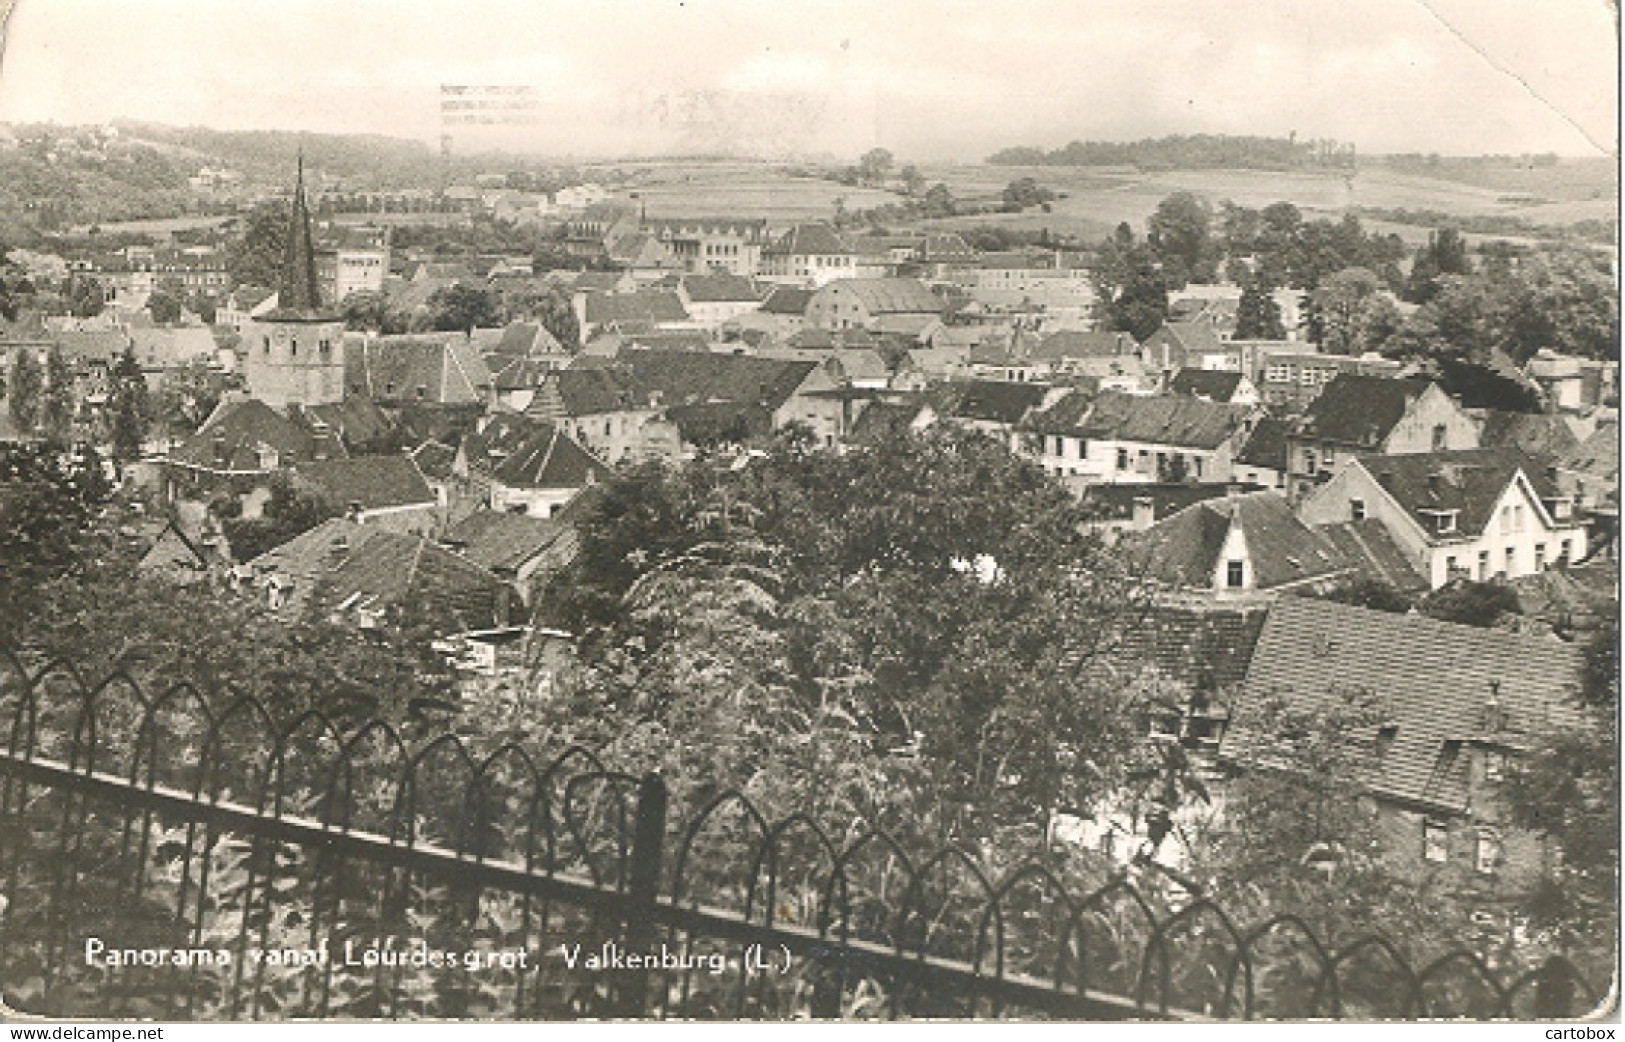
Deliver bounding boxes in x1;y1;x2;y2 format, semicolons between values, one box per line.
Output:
680;273;763;303
1356;448;1564;538
1128;490;1350;593
345;334;493;405
582;290;690;326
1292;373;1433;447
821;278;943;315
490;424;613;491
933;380;1052;426
292;455;436;513
1168;368;1246;403
764;223;851;257
1079;390;1251;450
1223;597;1585;814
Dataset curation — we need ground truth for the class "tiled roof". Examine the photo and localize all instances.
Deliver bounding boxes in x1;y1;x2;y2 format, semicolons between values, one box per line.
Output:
1477;410;1580;462
168;397;337;471
301;397;398;451
293;455;435;511
53;330;129;363
846;399;930;445
760;286;815;316
1113;604;1270;693
316;530;514;634
1168;368;1245;403
1028;330;1137;362
1147;321;1225;358
1022;389;1094;435
821;278;943;315
490;424;613;490
409;439;457;481
1235;417;1290;471
345;334;492;404
1080;482;1248;525
1559;421;1618;481
933;380;1050;425
611;350;819;413
1079;390;1249;450
583;290;690;326
1225;598;1586;813
764;223;850;257
1129;491;1349;591
681;273;762;303
446;508;567;573
1315;519;1429;591
1293;373;1430;447
1359;448;1556;539
493;321;565;358
246;517;382;616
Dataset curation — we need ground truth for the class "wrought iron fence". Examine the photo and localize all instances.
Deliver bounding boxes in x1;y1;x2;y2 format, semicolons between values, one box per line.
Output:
0;648;1601;1020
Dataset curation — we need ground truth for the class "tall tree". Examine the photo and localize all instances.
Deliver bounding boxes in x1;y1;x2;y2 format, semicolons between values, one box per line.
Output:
1234;282;1286;340
66;275;106;319
40;344;75;444
7;348;43;436
857;147;894;186
1404;227;1472;304
1306;266;1400;354
107;345;150;463
422;283;501;334
226;201;290;290
1147;191;1219;289
145;289;183;325
0;248;35;322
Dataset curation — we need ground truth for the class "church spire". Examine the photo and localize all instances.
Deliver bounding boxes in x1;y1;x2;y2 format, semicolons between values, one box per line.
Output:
265;151;336;321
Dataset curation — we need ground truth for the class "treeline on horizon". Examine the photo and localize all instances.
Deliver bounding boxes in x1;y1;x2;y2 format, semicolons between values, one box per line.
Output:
987;133;1356;170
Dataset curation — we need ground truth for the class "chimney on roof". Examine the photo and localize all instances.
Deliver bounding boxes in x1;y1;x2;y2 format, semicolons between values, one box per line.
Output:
1131;495;1156;531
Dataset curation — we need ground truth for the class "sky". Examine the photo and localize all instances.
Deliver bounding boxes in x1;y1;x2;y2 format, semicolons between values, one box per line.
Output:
0;0;1616;161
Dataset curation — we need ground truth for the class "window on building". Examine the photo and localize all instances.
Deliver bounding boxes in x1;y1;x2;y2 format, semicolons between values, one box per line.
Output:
1484;750;1506;782
1477;550;1490;580
1504;547;1516;577
1350;498;1366;522
1116;448;1129;470
1534;543;1546;570
1423;820;1449;863
263;335;271;354
289;339;297;357
1226;560;1245;588
1475;831;1502;875
1560;538;1572;564
1432;424;1448;451
1304;449;1317;475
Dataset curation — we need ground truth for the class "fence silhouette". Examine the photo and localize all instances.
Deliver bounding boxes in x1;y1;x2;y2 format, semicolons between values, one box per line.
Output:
0;648;1601;1020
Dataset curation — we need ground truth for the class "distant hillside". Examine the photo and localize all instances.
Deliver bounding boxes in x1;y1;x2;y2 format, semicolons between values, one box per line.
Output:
113;122;454;189
987;134;1355;171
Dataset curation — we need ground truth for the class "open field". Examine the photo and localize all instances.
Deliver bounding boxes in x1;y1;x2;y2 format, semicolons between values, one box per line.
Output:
582;158;1615;246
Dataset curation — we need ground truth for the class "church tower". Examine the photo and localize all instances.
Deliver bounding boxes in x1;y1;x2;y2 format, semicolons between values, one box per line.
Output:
245;156;346;411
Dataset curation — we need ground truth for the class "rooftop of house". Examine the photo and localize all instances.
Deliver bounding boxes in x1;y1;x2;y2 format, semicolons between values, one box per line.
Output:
1234;417;1291;471
1128;490;1350;592
1292;373;1433;447
444;508;569;574
409;439;458;482
492;321;566;358
169;396;342;472
680;273;763;304
1146;320;1226;358
490;424;613;490
764;223;851;257
1080;482;1254;526
1079;390;1250;450
760;285;815;316
245;517;381;615
1168;368;1247;403
345;334;493;404
1114;603;1271;694
1356;447;1561;539
583;290;690;326
1558;420;1618;481
1477;409;1580;462
1028;330;1138;362
314;530;516;635
818;278;943;315
932;379;1051;426
1314;519;1430;591
1223;597;1587;814
292;454;436;512
846;398;931;445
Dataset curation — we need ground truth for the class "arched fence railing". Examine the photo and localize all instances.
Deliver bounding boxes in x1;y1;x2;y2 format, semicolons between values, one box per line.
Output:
0;649;1601;1021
